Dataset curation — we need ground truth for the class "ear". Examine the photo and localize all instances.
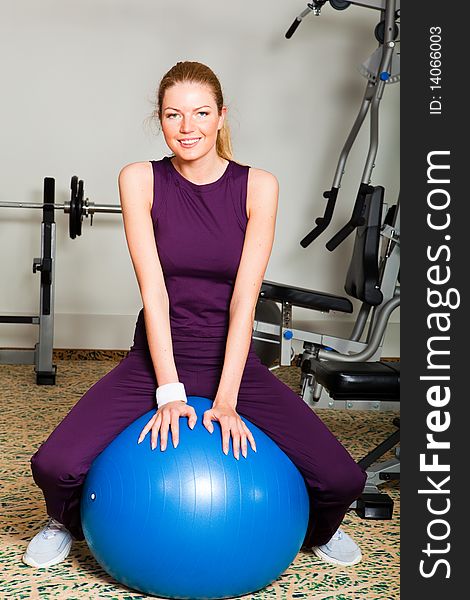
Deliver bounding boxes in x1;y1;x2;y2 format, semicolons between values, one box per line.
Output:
218;105;227;131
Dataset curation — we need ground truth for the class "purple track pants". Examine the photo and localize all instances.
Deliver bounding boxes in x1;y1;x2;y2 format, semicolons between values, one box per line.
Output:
30;318;367;547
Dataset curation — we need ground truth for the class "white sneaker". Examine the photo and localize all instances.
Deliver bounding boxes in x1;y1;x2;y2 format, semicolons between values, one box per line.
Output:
22;517;73;568
312;528;362;566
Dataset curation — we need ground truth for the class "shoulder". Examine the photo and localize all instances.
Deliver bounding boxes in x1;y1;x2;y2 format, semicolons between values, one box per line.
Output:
118;162;154;211
247;166;279;190
118;161;153;181
246;167;279;219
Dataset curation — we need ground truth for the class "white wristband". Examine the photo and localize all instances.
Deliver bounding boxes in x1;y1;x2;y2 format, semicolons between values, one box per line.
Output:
156;382;187;408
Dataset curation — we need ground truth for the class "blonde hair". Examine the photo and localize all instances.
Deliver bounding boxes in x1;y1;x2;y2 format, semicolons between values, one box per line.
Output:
153;61;235;162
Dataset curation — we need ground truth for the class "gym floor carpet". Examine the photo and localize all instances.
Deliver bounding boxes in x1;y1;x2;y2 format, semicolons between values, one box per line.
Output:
0;353;399;599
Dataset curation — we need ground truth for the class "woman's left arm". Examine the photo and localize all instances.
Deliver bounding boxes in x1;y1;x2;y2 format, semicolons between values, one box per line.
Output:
214;168;279;409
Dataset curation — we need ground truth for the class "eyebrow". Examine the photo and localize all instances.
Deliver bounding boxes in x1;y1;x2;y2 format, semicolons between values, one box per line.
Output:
164;105;212;112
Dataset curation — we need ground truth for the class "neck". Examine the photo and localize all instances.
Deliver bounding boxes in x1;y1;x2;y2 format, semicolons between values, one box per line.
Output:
171;152;229;185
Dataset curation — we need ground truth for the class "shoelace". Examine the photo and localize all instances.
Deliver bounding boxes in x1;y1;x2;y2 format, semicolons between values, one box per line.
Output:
331;528;344;542
42;517;65;539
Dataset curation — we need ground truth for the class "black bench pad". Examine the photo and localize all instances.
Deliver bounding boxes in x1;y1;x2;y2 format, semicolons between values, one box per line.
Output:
260;280;353;313
313;361;400;401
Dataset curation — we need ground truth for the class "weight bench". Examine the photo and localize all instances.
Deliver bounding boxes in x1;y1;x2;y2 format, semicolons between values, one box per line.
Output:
313;360;400;519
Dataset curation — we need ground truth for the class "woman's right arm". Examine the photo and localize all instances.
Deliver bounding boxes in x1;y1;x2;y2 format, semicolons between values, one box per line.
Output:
118;161;179;388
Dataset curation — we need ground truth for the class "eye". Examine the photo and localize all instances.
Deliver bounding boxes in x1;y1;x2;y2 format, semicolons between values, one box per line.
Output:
167;113;180;119
197;111;209;117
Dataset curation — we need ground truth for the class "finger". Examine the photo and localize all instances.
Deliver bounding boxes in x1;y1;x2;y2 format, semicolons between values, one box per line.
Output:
203;411;214;433
238;422;248;458
187;408;198;430
159;411;171;451
149;413;162;449
243;424;257;453
232;428;241;460
138;414;158;443
240;433;248;458
138;414;157;441
171;409;180;448
221;418;230;455
152;411;168;450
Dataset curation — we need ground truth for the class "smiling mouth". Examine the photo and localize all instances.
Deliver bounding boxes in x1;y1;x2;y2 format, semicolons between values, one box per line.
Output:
178;138;201;147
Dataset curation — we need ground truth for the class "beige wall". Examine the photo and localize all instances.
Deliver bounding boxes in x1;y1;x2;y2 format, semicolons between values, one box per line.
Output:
0;1;399;355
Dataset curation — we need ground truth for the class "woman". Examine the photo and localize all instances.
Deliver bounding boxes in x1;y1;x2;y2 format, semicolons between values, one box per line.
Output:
23;61;366;570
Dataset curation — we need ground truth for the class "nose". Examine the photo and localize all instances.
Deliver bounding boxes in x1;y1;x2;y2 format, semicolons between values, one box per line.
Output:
180;114;195;134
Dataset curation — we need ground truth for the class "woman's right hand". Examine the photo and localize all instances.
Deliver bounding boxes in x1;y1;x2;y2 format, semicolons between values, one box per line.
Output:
137;401;197;450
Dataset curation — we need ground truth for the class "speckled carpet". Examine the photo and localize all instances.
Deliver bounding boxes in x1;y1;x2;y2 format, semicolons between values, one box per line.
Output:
0;352;399;599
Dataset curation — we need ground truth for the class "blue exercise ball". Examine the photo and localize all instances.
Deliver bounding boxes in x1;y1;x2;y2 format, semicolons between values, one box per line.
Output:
81;396;309;599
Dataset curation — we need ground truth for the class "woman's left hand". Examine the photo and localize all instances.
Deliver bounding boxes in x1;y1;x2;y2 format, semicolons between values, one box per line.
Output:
203;404;257;459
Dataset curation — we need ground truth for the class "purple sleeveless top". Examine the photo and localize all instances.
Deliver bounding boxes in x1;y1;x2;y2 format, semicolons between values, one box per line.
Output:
148;155;250;340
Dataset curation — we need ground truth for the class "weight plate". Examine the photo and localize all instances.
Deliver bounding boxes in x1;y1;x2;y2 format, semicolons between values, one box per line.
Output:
69;176;84;239
77;179;84;237
70;176;78;239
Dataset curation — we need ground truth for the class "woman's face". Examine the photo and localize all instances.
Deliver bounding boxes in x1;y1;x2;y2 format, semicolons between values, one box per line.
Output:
161;82;226;161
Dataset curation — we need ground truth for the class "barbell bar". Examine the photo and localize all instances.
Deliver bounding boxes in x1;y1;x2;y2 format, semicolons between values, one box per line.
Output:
0;199;121;214
0;176;121;239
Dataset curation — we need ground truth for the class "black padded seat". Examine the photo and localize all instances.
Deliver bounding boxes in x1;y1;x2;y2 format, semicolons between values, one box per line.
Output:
260;280;353;314
313;361;400;401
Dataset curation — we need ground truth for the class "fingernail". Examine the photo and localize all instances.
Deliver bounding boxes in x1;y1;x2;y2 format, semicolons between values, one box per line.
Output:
254;447;257;453
235;455;239;460
151;443;155;450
